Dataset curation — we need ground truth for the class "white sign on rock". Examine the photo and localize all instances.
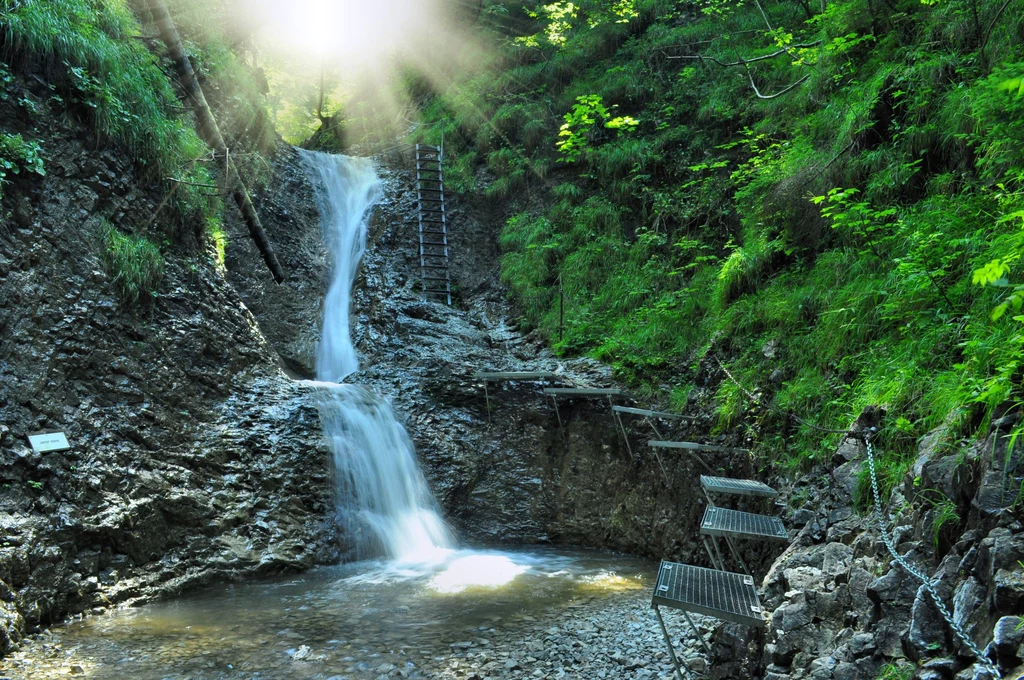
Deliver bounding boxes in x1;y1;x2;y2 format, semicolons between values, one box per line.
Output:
28;431;71;453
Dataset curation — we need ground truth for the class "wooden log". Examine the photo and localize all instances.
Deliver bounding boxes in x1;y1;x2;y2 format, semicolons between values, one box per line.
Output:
147;0;285;283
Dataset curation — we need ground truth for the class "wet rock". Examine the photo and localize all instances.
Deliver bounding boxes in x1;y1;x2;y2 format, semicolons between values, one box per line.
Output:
907;589;949;661
989;616;1024;667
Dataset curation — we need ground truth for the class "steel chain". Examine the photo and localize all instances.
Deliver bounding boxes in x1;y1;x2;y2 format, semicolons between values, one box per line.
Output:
864;433;1002;679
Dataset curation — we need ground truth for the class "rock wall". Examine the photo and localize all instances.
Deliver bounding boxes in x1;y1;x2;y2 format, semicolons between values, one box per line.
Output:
0;77;332;655
707;421;1024;680
228;148;779;567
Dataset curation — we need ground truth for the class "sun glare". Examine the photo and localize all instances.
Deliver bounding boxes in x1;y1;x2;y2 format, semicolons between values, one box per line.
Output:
428;555;528;594
248;0;443;64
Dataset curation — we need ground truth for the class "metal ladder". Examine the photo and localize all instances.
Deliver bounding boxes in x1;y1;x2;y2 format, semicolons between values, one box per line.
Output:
415;143;451;305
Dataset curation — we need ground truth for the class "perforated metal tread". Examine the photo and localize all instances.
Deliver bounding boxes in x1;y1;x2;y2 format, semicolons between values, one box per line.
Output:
543;388;628;397
648;440;750;454
612;405;695;420
651;561;764;627
474;371;558;380
700;506;789;542
701;475;778;498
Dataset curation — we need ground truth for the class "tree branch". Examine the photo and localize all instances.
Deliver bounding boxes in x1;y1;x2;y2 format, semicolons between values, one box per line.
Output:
980;0;1013;62
164;177;221;189
742;61;811;99
666;41;821;67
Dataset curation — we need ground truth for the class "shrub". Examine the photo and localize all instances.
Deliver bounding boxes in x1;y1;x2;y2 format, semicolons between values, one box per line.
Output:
0;132;45;201
103;224;164;305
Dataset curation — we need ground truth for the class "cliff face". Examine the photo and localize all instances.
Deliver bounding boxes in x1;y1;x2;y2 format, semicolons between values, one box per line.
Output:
0;77;332;655
230;148;773;564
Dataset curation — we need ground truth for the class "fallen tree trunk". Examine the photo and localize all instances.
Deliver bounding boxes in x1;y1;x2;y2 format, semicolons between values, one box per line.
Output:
147;0;286;283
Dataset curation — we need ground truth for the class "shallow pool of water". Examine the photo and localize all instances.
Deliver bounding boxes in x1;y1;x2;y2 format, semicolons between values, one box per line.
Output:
6;546;655;680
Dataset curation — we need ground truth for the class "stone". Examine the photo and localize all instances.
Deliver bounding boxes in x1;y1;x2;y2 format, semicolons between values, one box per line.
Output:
784;567;823;592
952;577;985;648
907;589;949;661
994;568;1024;615
822;543;853;586
793;509;815;526
832;460;863;501
833;439;863;465
990;616;1024;666
848;633;876;658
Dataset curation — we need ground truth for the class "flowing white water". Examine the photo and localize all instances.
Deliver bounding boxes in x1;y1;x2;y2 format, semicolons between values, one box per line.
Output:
301;150;454;562
304;152;380;383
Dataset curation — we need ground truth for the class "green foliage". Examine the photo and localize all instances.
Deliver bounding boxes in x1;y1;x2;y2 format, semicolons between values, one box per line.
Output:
930;497;960;549
1;0;218;232
876;661;914;680
557;94;638;162
854;447;915;512
207;216;227;267
103;223;164;305
407;0;1024;470
0;132;45;200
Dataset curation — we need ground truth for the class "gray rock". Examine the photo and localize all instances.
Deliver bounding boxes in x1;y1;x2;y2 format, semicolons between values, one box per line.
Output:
989;615;1024;666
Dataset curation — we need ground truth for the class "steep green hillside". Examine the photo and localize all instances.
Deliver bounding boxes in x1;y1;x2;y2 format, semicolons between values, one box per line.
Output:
0;0;274;298
410;0;1024;479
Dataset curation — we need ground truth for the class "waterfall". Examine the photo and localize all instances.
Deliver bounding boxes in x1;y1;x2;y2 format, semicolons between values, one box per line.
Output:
304;153;379;383
300;150;454;562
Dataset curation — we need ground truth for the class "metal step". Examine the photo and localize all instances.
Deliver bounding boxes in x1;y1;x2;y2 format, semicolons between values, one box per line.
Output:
701;475;777;499
543;388;629;397
648;441;750;454
474;371;558;380
700;507;788;542
652;561;764;627
612;405;696;421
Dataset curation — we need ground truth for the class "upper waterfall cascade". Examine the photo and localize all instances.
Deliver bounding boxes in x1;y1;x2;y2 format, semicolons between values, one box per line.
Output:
300;150;454;561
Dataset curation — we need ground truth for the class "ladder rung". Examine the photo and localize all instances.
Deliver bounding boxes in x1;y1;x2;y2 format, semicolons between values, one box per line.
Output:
418;188;444;193
423;275;451;281
421;265;449;270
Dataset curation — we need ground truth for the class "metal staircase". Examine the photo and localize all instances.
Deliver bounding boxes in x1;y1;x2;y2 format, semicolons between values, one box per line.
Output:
415;143;451;304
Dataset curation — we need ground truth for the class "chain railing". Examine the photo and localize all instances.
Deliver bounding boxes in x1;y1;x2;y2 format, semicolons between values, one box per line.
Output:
710;353;1003;677
863;431;1002;680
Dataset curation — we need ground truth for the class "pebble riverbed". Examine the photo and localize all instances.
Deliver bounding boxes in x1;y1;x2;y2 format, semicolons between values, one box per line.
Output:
0;548;712;680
